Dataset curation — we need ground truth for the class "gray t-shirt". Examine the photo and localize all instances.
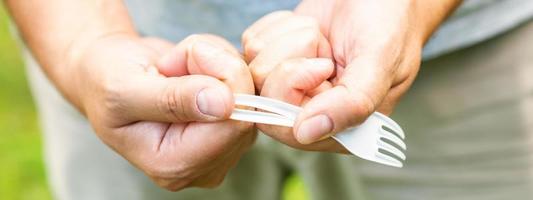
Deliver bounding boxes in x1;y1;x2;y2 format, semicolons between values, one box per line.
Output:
124;0;533;60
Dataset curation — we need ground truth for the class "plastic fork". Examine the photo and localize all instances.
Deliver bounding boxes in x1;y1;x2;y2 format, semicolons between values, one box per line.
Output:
230;94;407;168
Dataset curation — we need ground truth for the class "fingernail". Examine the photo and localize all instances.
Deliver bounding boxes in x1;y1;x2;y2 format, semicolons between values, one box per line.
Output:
296;115;333;144
197;87;228;118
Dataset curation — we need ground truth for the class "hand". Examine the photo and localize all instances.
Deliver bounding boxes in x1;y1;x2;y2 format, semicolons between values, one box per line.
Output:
245;0;459;145
289;0;424;144
69;33;255;191
242;12;345;152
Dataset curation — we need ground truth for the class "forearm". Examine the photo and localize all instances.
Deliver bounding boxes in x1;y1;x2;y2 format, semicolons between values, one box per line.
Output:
4;0;136;107
296;0;462;44
414;0;463;43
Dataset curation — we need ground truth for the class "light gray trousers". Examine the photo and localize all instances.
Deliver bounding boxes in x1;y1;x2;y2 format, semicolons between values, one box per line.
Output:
25;21;533;200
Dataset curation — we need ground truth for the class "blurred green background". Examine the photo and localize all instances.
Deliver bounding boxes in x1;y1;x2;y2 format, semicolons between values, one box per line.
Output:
0;5;52;200
0;5;306;200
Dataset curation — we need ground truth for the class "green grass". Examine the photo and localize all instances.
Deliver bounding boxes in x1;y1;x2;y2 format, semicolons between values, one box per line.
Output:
0;5;307;200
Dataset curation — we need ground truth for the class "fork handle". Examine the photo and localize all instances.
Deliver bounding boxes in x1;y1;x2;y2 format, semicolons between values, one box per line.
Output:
229;94;406;167
230;108;294;127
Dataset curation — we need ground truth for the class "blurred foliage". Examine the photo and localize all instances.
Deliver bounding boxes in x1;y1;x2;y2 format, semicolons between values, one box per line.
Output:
0;5;53;200
283;174;308;200
0;4;307;200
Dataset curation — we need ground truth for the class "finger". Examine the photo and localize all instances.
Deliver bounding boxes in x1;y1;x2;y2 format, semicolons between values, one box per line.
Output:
112;117;256;190
258;58;342;151
249;27;331;90
294;2;336;38
119;74;234;123
194;34;242;57
243;15;323;62
306;81;333;98
156;34;241;77
294;56;393;144
261;58;334;105
188;41;254;95
242;10;293;48
188;40;257;129
141;37;175;56
187;39;255;132
120;35;255;123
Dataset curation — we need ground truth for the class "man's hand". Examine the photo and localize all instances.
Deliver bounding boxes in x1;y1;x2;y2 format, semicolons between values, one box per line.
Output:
6;0;257;191
242;12;345;152
244;0;460;145
71;33;255;191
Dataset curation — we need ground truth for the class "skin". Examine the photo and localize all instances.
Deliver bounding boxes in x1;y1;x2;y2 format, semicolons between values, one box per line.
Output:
243;0;462;146
242;12;344;152
5;0;255;191
5;0;462;192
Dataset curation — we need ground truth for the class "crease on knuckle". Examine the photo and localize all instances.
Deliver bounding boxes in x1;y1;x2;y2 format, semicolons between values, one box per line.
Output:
158;84;188;121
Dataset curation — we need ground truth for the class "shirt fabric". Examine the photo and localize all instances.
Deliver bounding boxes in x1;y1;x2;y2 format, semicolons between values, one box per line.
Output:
123;0;533;59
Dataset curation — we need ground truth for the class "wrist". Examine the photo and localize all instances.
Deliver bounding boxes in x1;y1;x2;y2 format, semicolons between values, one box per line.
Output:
412;0;462;43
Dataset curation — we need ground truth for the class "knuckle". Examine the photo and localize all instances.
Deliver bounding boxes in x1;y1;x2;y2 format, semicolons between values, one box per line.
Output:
270;10;293;17
300;27;321;42
294;15;320;29
184;34;204;43
224;55;248;74
242;29;255;44
287;28;321;52
279;59;302;73
182;34;213;49
244;38;264;58
185;34;227;48
157;84;192;121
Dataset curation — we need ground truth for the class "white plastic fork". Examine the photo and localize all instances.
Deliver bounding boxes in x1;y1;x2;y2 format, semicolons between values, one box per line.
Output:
230;94;407;168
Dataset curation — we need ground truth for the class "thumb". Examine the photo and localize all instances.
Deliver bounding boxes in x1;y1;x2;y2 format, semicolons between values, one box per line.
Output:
294;55;391;144
119;74;234;123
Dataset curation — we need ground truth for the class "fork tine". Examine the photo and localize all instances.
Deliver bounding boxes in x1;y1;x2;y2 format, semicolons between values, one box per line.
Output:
386;123;404;139
377;140;406;160
381;124;405;140
379;128;407;150
374;113;405;139
374;152;404;168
